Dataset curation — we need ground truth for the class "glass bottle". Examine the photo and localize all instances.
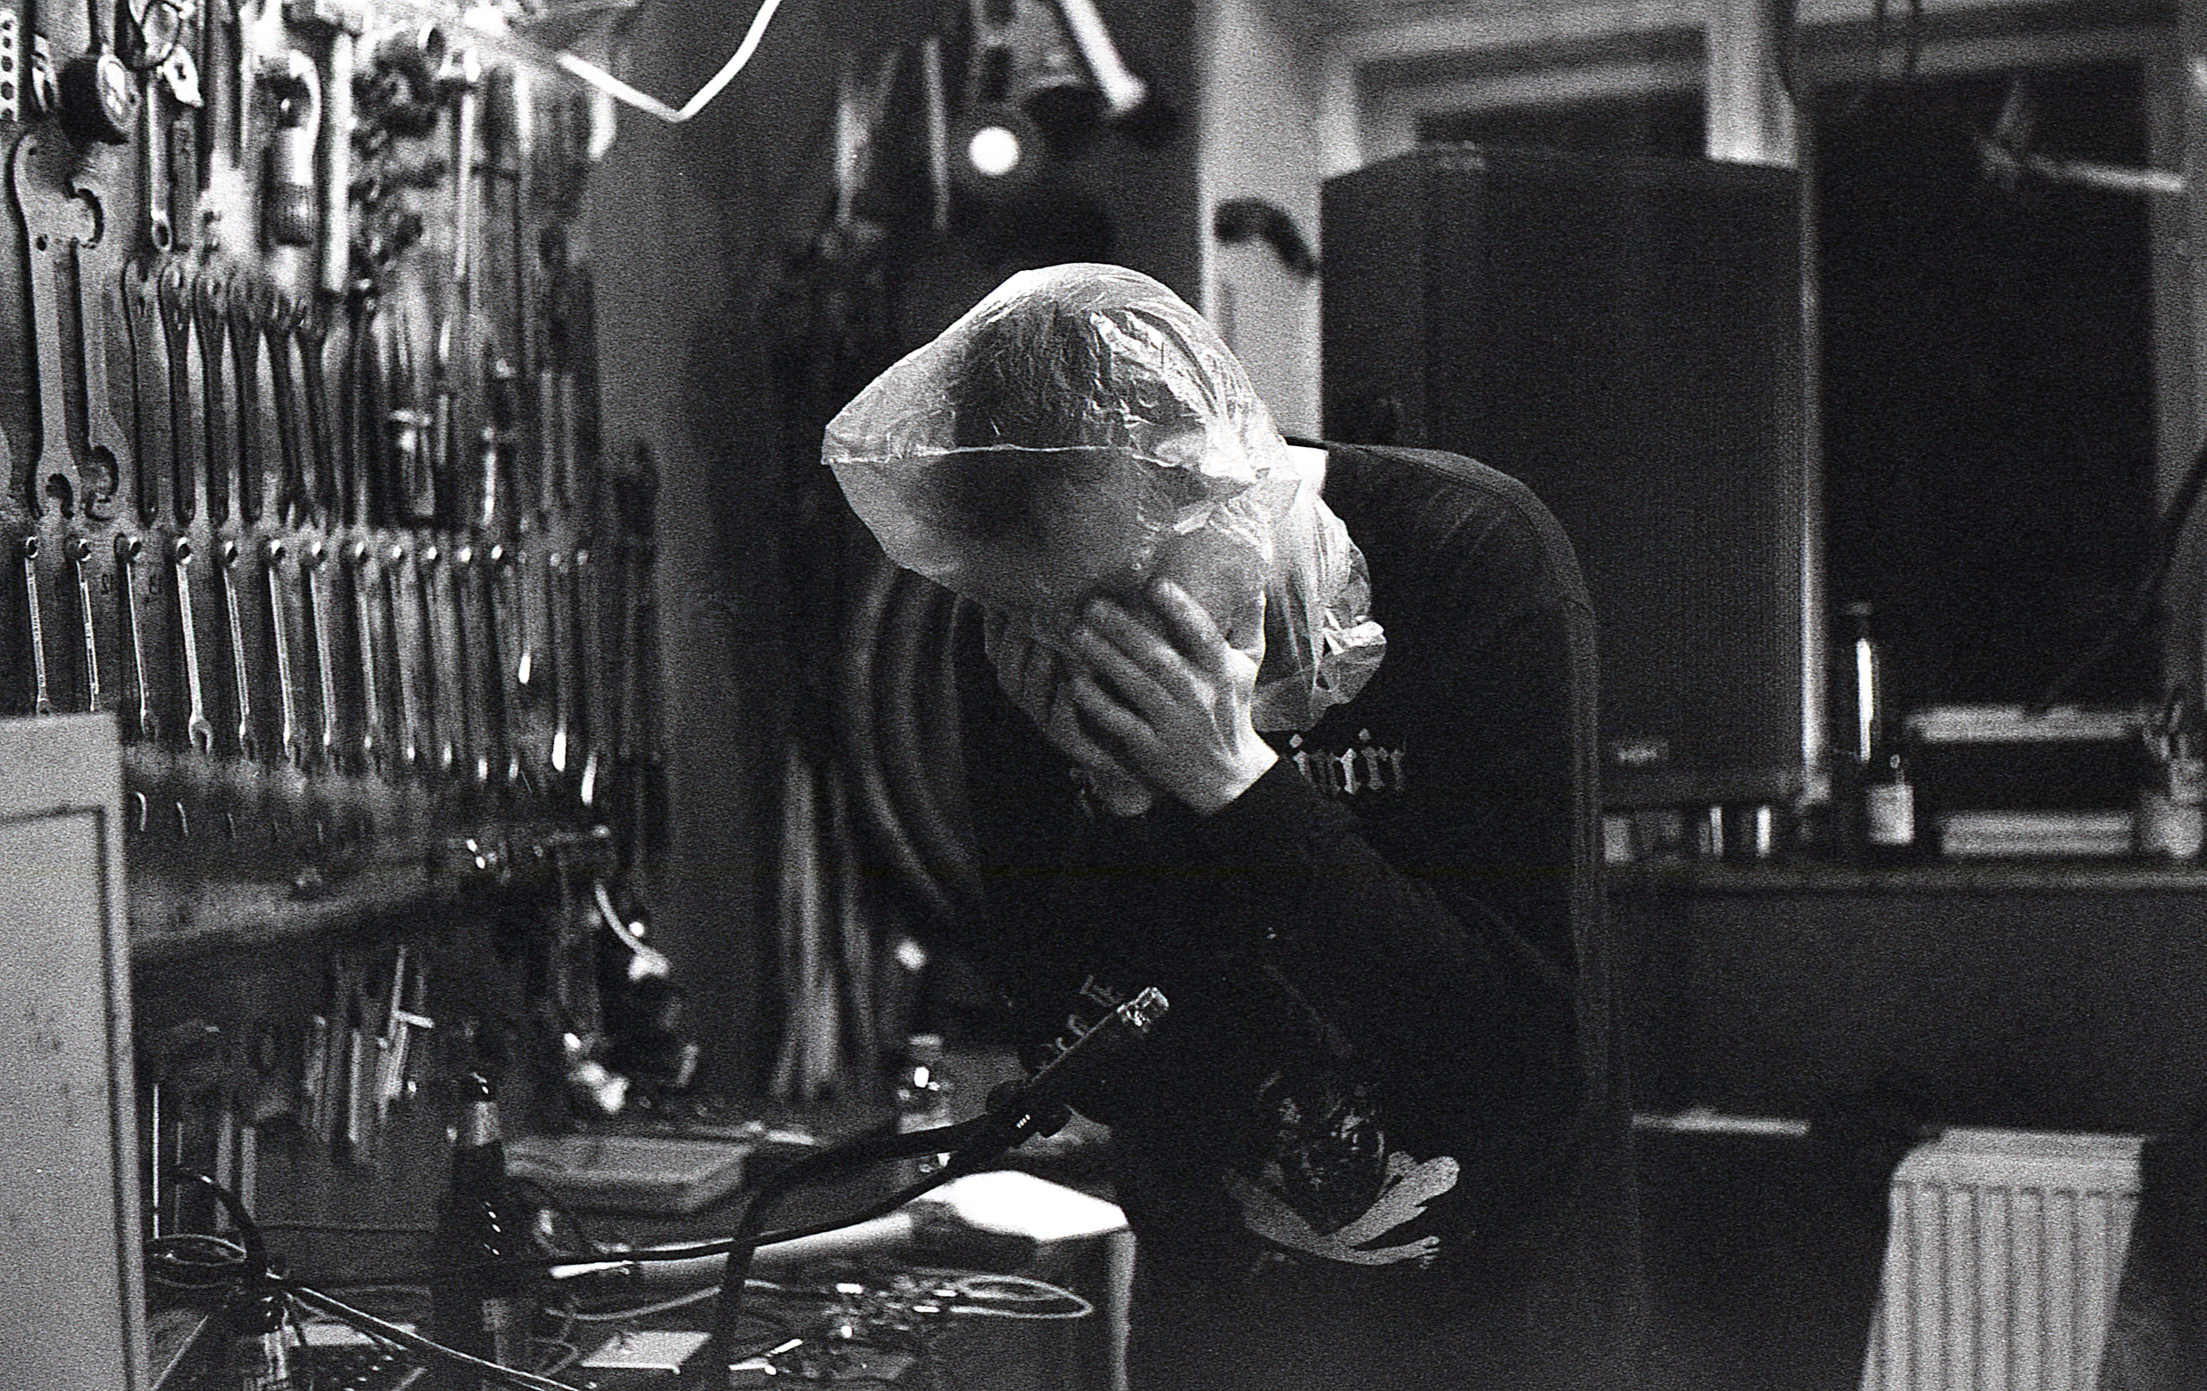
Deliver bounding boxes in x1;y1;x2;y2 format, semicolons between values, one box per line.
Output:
1844;601;1918;862
429;1073;534;1391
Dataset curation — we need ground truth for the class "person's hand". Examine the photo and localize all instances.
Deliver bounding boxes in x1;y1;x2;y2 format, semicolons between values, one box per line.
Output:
982;610;1156;816
1063;578;1278;815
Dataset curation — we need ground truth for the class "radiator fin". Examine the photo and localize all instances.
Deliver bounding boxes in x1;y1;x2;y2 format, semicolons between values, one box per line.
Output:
1863;1130;2142;1391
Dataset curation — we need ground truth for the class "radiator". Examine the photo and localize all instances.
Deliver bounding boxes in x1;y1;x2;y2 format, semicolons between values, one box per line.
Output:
1862;1129;2145;1391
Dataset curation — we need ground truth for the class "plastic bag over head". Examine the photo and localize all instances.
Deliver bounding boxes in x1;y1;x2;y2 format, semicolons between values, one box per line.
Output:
824;263;1384;731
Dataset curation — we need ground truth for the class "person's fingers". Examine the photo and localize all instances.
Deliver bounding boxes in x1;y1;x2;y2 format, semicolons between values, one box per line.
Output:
1049;677;1143;776
1071;607;1180;713
1064;671;1160;757
1145;579;1234;669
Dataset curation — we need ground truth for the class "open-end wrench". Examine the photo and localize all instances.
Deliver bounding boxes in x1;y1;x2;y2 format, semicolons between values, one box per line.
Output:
447;543;492;790
304;543;341;771
171;537;214;753
544;547;572;783
345;540;384;773
70;190;132;522
263;539;308;769
384;544;429;772
191;269;237;524
216;539;259;763
120;260;169;526
224;274;272;526
296;304;337;526
155;260;200;525
67;537;102;713
484;544;526;791
417;544;462;777
20;537;55;716
10;133;99;516
115;535;159;741
574;545;604;810
251;284;305;526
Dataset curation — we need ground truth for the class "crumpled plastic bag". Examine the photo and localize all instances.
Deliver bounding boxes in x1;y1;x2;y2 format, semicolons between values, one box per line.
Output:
824;263;1383;731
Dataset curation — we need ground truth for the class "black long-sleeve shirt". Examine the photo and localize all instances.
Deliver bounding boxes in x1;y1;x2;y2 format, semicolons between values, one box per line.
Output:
949;442;1643;1388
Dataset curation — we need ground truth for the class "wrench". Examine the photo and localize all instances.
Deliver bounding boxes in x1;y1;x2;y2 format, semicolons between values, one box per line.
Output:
263;539;307;769
545;547;572;781
447;543;492;789
171;537;214;752
191;269;236;524
304;543;340;770
116;535;159;741
70;194;132;522
220;274;269;525
417;544;463;777
575;545;604;809
120;259;169;526
296;304;337;526
251;284;305;526
20;537;55;716
139;71;172;254
384;544;430;772
9;133;99;516
483;544;526;790
155;260;200;525
345;540;384;773
216;539;258;763
67;537;102;713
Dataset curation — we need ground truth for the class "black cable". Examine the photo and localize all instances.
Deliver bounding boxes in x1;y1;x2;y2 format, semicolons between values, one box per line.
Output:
706;1111;1029;1367
2028;428;2207;713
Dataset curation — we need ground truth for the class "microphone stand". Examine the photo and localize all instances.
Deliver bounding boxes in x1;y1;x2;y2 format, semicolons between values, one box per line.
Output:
706;986;1167;1386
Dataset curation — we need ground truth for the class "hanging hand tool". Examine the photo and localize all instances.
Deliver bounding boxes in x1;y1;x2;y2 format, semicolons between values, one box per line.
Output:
67;536;103;714
297;302;338;525
10;132;100;517
419;543;463;778
384;542;429;772
259;49;318;249
430;44;483;526
263;537;308;770
155;260;200;525
484;543;526;791
71;189;133;523
20;536;56;716
59;0;140;143
120;261;170;526
345;539;383;772
216;538;259;762
221;272;270;525
161;46;202;249
27;31;58;120
138;64;173;253
382;303;433;522
115;535;158;741
545;547;573;787
449;541;494;790
575;544;604;810
198;270;245;527
248;281;305;523
171;536;214;752
304;541;340;770
286;0;361;297
477;350;517;535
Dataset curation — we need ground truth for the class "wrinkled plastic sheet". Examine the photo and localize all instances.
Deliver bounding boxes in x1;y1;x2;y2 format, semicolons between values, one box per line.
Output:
825;263;1382;730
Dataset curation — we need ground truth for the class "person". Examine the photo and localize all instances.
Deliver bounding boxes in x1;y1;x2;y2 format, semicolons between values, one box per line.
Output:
826;265;1645;1389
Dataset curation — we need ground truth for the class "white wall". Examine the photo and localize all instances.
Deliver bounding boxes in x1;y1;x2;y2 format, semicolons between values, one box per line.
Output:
1197;0;1329;437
